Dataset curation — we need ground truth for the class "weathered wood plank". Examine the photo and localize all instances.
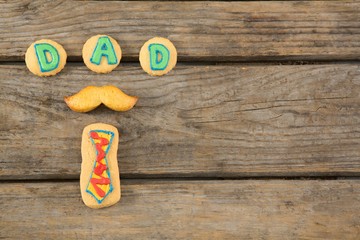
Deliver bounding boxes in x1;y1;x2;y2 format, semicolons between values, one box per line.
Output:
0;1;359;61
1;64;360;179
1;180;359;239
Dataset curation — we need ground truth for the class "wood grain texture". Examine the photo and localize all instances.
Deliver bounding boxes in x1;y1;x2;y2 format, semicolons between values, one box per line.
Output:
0;1;359;61
1;180;359;239
1;64;360;179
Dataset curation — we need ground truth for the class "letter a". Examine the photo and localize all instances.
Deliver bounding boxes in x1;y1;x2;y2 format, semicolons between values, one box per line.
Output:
90;36;118;65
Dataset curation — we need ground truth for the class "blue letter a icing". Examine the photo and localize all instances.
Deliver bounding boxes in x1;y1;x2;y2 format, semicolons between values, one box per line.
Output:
90;36;118;65
34;43;60;72
149;44;169;71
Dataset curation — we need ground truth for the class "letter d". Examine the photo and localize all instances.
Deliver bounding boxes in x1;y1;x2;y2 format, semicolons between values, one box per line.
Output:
34;43;60;72
149;44;170;71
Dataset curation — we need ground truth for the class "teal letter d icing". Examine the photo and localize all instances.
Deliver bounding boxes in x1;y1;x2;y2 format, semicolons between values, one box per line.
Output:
34;43;60;72
149;44;169;71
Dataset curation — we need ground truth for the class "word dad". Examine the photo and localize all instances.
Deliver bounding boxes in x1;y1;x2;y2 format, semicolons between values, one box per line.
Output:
25;35;177;77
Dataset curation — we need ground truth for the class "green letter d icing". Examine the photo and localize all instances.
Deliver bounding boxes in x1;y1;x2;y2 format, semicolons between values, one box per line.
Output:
90;36;118;65
149;44;169;71
34;43;60;72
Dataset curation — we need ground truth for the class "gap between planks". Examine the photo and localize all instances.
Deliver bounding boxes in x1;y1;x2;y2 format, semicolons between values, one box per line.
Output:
0;175;350;184
0;59;360;64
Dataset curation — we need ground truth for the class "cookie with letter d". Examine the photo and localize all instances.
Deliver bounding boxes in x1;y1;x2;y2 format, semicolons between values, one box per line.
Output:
80;123;121;209
25;39;67;77
82;35;122;74
139;37;177;76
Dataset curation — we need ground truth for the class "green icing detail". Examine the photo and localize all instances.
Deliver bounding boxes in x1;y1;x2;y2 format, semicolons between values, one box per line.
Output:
34;43;60;72
90;36;118;65
149;44;169;71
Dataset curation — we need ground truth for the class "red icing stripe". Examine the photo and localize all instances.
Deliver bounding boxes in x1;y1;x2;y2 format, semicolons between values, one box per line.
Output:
89;131;111;198
90;176;111;197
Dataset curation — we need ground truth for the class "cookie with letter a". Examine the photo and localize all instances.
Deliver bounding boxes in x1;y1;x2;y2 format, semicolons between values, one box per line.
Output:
82;35;122;74
80;123;121;209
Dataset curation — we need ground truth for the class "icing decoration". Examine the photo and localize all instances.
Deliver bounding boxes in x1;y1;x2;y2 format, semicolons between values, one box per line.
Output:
148;43;169;71
34;43;60;72
90;36;118;65
86;130;115;203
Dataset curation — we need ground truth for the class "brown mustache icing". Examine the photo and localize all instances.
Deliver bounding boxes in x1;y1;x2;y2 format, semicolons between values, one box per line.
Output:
64;85;138;113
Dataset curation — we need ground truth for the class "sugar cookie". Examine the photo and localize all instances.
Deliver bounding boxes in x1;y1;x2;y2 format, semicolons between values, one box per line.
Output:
82;35;122;74
139;37;177;76
81;123;121;209
64;85;138;113
25;39;67;77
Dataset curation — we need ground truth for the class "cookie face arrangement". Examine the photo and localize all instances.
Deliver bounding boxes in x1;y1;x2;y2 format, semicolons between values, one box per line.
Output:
25;36;176;209
82;35;122;74
139;37;177;76
25;39;67;77
81;123;121;209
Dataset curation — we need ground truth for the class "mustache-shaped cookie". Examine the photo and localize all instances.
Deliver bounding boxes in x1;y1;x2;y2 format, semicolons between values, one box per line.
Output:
64;85;138;112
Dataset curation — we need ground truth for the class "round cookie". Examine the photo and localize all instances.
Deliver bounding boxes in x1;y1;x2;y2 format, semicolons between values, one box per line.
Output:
25;39;67;77
82;35;122;74
139;37;177;76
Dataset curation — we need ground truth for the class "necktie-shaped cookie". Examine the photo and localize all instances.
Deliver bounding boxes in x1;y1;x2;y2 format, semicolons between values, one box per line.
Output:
80;123;121;208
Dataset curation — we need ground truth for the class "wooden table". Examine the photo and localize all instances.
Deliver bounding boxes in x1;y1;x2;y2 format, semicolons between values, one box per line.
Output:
1;1;360;239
